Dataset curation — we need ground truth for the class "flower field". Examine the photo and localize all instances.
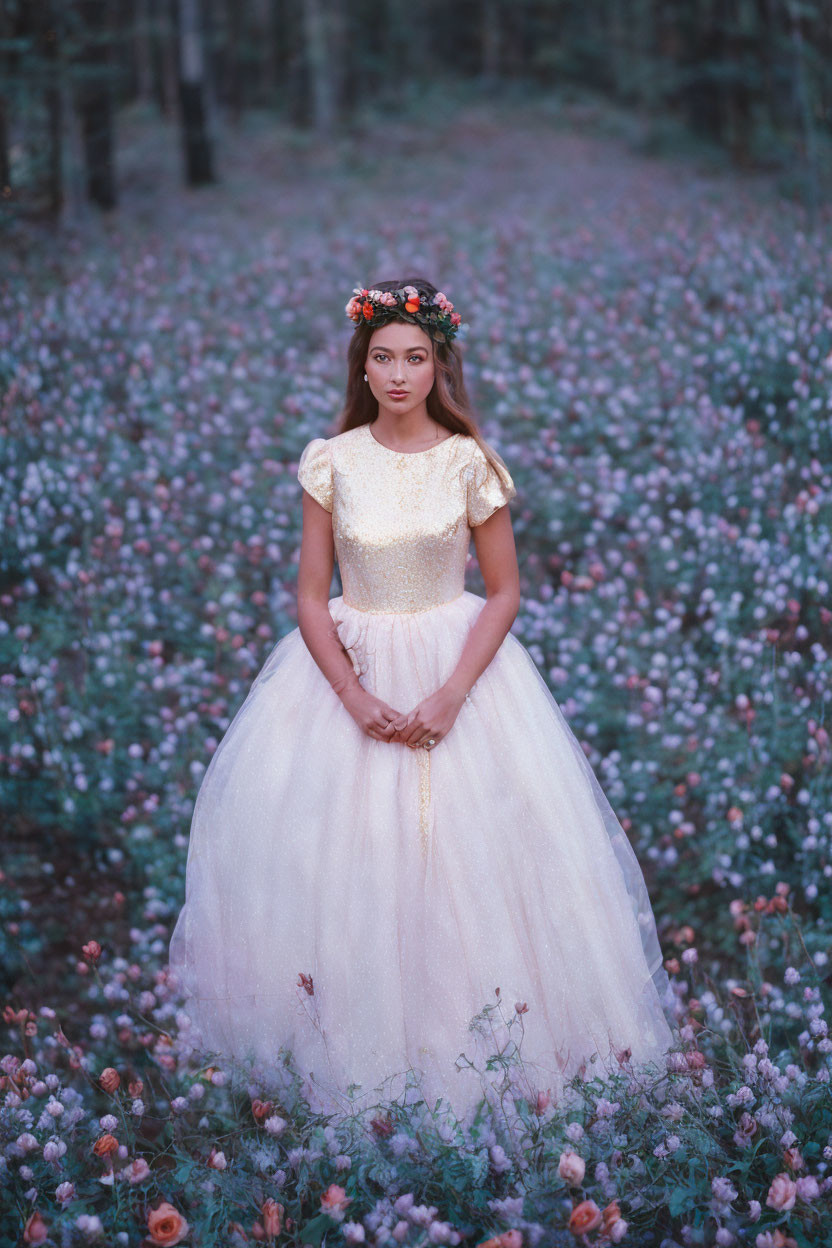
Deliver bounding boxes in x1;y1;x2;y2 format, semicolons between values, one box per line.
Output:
2;96;831;1247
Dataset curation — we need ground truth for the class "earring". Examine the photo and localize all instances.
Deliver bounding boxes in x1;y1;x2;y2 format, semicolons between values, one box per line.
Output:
364;373;368;381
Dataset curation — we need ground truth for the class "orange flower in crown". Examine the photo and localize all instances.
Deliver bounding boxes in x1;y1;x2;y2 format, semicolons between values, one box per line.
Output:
345;283;464;344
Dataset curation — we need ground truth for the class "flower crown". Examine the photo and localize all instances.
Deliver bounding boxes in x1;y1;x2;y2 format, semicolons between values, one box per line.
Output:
345;284;463;344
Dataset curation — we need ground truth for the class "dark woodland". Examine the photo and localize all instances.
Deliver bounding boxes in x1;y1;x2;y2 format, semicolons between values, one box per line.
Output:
1;0;830;223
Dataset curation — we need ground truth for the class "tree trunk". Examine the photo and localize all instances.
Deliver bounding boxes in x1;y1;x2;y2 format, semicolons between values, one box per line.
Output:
253;0;278;107
0;0;12;196
74;0;117;210
157;0;179;117
135;0;155;103
786;0;820;227
327;0;346;120
225;0;244;124
302;0;333;136
173;0;215;185
282;0;310;126
42;8;63;216
481;0;500;81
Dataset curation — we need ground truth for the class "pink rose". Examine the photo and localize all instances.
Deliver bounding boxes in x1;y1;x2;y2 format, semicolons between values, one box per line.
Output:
535;1090;551;1114
558;1148;586;1186
321;1183;352;1222
23;1212;49;1245
795;1175;820;1201
123;1157;151;1183
765;1172;797;1211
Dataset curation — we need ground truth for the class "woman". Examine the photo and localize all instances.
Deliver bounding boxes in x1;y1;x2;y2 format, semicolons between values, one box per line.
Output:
168;275;677;1121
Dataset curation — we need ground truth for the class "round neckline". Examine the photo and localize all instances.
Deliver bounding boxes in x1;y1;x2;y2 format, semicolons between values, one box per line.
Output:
366;422;460;456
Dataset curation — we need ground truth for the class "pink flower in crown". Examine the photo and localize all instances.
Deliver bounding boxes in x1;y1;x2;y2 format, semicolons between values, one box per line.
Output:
346;284;460;336
433;292;454;312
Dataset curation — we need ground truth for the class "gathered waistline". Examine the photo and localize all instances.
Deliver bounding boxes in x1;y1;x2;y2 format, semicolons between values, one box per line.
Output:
337;590;465;616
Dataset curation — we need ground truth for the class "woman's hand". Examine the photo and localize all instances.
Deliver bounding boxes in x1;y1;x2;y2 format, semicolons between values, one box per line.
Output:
339;683;408;744
391;683;467;750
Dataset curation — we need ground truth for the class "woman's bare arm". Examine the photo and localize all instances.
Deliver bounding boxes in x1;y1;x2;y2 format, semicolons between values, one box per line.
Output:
443;504;520;698
296;491;359;697
296;490;405;741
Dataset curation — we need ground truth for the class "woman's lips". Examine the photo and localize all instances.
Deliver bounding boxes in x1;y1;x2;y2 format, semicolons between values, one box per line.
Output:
388;391;408;398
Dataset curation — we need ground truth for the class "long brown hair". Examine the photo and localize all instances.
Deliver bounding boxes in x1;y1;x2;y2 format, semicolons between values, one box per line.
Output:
335;274;513;487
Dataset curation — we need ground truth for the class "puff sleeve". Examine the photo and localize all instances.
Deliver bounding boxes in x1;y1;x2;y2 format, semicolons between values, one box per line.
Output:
297;437;333;513
466;442;517;527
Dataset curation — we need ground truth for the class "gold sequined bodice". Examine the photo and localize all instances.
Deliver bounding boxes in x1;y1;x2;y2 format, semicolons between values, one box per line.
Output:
297;422;516;614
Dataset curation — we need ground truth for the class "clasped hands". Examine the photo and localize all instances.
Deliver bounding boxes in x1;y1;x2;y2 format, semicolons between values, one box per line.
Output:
335;678;467;750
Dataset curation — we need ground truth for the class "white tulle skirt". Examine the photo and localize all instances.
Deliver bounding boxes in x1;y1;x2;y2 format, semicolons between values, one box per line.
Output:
168;591;677;1120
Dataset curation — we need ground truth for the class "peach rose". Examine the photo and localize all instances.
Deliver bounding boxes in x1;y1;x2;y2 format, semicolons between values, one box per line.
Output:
99;1067;120;1093
568;1200;602;1235
147;1200;190;1245
766;1172;797;1212
756;1232;797;1248
261;1198;284;1236
558;1149;586;1186
93;1133;119;1157
320;1183;351;1221
499;1233;523;1248
23;1211;49;1245
601;1201;622;1230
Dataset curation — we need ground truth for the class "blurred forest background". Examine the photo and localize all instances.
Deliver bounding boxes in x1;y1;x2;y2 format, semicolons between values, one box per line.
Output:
1;0;831;226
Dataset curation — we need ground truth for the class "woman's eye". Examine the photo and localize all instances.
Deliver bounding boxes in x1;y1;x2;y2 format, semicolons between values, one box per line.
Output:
371;354;424;363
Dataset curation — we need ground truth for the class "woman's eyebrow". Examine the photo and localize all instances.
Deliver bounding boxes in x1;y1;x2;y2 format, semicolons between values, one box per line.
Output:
370;344;428;353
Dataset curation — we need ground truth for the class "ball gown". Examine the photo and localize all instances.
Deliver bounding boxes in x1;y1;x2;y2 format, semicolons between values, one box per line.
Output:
168;420;677;1120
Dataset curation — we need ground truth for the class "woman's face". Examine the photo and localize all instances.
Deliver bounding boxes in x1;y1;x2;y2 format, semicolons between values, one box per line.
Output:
365;320;435;416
